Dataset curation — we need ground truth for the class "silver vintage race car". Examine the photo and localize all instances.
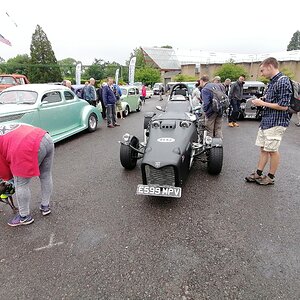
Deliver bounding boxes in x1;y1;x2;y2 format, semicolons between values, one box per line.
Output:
119;83;223;198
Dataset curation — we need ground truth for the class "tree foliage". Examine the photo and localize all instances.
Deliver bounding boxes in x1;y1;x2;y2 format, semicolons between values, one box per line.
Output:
135;66;161;86
84;59;122;81
173;74;197;82
214;61;248;81
126;48;145;68
287;30;300;51
58;57;77;79
29;25;62;83
0;54;30;76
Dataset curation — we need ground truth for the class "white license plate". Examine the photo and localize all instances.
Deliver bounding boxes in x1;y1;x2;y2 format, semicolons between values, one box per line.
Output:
136;184;182;198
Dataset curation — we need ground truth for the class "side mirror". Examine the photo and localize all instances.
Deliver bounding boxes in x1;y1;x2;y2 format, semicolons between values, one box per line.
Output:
156;105;164;111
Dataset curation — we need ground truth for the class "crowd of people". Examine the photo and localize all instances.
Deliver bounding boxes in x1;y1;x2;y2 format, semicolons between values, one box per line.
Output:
0;57;298;227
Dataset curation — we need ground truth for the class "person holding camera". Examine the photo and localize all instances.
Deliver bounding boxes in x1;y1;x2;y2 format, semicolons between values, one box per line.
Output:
245;57;292;185
0;124;54;226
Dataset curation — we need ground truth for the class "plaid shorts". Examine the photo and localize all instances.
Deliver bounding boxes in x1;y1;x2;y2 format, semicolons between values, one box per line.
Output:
255;126;286;152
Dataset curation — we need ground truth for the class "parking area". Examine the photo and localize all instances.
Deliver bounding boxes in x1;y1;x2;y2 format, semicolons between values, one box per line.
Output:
0;95;299;299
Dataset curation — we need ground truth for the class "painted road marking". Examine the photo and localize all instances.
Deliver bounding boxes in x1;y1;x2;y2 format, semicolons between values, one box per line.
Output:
34;233;63;251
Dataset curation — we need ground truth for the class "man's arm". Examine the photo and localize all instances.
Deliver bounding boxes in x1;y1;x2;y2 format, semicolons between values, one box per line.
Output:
252;98;288;111
102;86;108;106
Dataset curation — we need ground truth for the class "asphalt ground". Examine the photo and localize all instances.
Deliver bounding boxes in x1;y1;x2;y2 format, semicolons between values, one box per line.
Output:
0;95;299;299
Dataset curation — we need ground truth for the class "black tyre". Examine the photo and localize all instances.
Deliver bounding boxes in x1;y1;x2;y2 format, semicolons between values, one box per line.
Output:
136;100;142;112
86;113;98;132
120;137;139;170
123;105;129;118
207;147;223;175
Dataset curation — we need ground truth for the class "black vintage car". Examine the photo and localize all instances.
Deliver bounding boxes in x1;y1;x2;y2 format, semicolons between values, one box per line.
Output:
239;81;266;120
119;83;223;198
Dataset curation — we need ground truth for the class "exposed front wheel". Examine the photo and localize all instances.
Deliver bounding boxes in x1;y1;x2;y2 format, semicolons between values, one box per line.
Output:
207;147;223;175
87;113;98;132
120;136;139;170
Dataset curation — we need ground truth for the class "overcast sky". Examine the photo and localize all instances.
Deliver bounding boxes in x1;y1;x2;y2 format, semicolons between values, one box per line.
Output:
0;0;299;65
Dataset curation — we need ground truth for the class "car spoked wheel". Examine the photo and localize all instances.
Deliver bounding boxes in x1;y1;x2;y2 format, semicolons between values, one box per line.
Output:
123;106;129;118
120;136;139;170
87;113;98;132
207;147;223;175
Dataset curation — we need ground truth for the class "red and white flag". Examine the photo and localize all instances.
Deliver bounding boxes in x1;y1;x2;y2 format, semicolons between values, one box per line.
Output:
0;34;12;46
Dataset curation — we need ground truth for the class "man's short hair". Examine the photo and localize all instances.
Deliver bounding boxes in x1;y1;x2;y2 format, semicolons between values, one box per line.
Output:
200;75;210;82
260;57;279;69
240;74;246;79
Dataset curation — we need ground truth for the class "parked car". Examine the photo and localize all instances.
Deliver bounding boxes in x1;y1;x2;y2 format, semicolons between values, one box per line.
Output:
145;87;153;99
0;74;30;92
239;81;266;120
120;86;142;117
0;84;102;143
153;83;164;95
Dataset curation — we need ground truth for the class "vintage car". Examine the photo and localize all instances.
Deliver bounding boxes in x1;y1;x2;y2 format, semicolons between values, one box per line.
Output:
145;87;153;99
0;74;30;92
153;83;164;95
239;81;266;120
120;86;142;117
119;83;223;198
0;84;102;143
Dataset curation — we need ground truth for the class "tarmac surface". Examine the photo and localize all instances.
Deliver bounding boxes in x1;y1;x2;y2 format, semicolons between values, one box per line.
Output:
0;95;299;299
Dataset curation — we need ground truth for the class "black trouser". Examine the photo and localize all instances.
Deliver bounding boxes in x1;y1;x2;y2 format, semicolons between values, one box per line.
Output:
228;99;241;123
100;99;106;119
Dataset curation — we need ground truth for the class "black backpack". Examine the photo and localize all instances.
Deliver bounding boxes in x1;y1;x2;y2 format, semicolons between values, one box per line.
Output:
206;84;230;115
279;76;300;113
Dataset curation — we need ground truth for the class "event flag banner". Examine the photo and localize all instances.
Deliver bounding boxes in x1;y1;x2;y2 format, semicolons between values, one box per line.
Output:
115;68;120;85
0;34;12;46
75;62;82;85
128;57;136;85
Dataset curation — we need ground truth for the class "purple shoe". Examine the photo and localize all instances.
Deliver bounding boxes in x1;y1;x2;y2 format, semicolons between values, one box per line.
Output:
40;204;51;216
8;214;34;227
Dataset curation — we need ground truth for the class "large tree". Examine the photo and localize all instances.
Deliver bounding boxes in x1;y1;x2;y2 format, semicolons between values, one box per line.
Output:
127;48;145;68
58;57;77;79
287;30;300;51
214;60;248;81
29;25;62;83
135;66;161;86
5;54;31;76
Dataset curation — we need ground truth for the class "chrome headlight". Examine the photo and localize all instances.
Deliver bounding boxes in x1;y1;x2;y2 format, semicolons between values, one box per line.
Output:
181;121;190;128
152;121;160;128
205;136;213;145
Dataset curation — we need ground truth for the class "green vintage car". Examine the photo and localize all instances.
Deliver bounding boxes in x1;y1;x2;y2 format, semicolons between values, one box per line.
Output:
0;84;102;143
120;86;142;117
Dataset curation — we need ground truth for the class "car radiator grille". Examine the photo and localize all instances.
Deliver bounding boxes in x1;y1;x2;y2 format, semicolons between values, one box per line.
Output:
145;165;175;186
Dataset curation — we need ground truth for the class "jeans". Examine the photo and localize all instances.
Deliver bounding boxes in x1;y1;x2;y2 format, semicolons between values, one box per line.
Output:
14;133;54;217
228;99;241;123
106;104;116;126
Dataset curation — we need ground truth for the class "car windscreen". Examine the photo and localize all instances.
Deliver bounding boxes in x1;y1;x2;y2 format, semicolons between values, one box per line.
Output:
0;76;16;85
0;90;38;104
121;88;127;96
